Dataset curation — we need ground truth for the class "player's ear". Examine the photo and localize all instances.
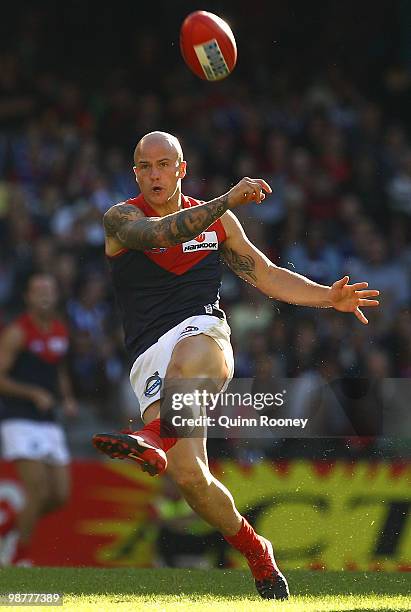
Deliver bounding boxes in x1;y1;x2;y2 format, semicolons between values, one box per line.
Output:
133;166;139;185
178;160;187;179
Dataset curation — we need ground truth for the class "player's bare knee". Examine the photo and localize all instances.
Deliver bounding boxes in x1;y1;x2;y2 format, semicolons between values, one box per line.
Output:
165;359;186;379
167;359;227;381
166;336;228;380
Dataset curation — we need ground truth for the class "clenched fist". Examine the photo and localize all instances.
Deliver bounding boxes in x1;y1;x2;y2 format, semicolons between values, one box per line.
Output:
226;177;272;208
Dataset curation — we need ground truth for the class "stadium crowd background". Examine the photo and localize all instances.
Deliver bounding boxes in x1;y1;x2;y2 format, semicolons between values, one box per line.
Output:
1;0;411;460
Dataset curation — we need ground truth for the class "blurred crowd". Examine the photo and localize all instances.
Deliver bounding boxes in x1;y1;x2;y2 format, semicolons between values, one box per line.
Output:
1;2;411;459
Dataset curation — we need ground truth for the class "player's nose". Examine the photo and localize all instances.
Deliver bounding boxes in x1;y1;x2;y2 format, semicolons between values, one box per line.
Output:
150;166;161;179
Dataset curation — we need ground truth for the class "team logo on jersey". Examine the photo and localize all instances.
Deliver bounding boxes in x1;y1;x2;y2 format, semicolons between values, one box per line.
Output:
144;371;162;397
182;231;218;252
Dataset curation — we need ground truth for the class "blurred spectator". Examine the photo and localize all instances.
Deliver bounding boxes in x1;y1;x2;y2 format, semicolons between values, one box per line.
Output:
345;230;410;320
283;221;343;285
67;275;109;341
387;149;411;216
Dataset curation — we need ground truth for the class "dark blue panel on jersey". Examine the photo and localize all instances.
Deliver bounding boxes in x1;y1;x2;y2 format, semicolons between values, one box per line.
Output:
108;248;224;362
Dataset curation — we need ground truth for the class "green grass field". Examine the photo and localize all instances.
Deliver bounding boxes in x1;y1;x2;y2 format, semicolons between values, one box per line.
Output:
0;568;409;611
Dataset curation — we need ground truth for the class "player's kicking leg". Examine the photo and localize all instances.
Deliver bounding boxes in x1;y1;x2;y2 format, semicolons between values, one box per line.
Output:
165;435;289;599
93;334;289;600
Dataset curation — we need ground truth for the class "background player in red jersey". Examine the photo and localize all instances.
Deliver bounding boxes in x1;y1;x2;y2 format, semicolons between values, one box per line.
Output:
93;131;380;599
0;274;77;565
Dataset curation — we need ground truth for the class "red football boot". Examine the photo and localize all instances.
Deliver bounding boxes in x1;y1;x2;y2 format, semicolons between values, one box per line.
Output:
92;432;167;476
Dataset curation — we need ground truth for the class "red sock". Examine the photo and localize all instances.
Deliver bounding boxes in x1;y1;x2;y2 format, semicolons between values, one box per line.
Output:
224;517;265;558
134;418;177;453
225;518;280;581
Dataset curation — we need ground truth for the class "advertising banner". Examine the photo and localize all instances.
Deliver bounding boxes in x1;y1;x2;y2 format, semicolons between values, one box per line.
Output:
0;459;409;570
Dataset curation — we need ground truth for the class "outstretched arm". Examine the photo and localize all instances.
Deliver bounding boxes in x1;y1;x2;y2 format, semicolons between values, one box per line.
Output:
103;177;271;253
220;211;380;324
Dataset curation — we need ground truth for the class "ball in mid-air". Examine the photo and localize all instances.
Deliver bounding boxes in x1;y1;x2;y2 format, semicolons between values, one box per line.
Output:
180;10;237;81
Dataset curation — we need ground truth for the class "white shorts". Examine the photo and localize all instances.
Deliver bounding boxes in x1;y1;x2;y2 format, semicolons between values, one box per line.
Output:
0;419;70;465
130;315;234;416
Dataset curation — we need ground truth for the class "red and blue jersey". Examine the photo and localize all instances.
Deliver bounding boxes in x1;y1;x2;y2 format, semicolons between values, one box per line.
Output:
0;313;69;422
107;194;227;362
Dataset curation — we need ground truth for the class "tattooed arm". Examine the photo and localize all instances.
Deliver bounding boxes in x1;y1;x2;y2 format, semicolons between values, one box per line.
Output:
220;211;333;307
103;177;273;254
103;196;229;253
